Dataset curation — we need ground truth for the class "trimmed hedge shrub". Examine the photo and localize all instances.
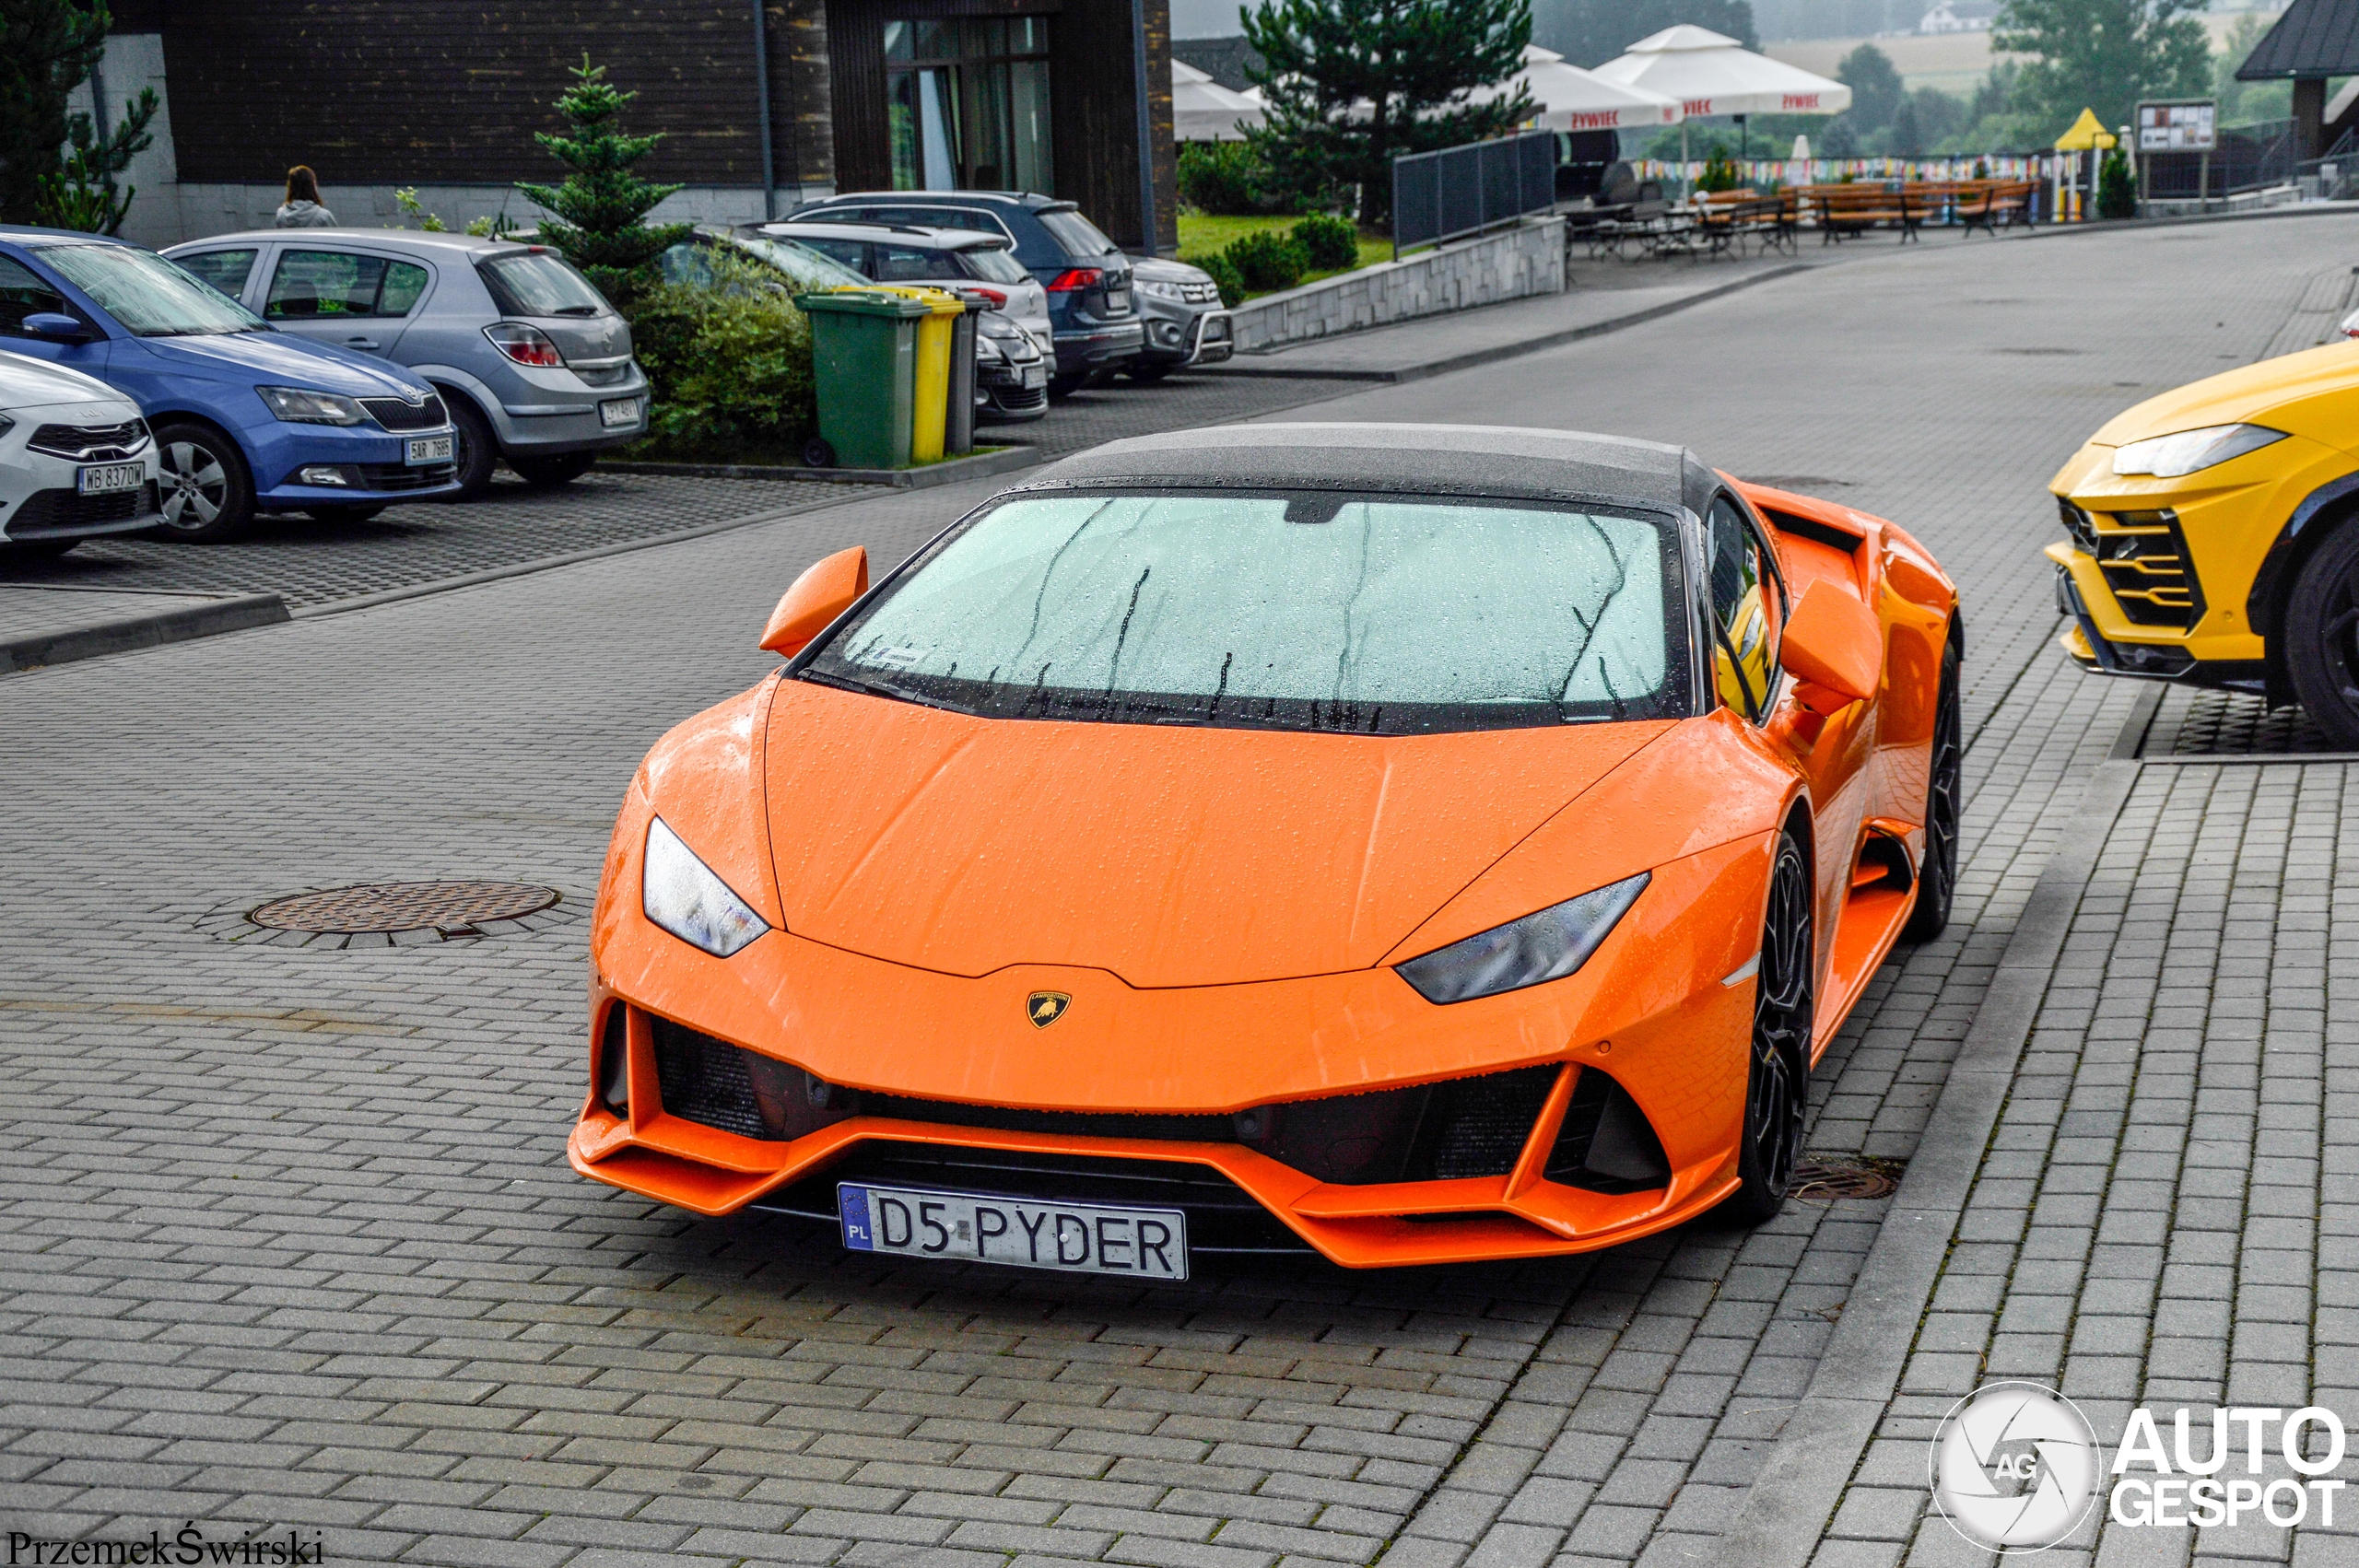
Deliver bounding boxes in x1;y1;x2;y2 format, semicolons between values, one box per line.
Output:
1290;213;1358;271
627;251;815;459
1224;228;1308;293
1197;251;1246;309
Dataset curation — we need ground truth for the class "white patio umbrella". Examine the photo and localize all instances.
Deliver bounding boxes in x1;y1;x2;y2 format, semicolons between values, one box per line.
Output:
1590;26;1851;119
1473;43;1684;132
1172;60;1266;141
1593;27;1849;192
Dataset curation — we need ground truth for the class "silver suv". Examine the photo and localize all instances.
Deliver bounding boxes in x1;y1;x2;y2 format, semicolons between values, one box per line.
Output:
163;230;649;497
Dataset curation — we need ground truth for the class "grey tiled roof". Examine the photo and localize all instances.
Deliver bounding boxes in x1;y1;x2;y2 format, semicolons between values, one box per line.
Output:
2236;0;2359;79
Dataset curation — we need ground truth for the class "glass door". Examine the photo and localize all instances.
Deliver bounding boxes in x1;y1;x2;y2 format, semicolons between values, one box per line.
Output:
884;18;1052;193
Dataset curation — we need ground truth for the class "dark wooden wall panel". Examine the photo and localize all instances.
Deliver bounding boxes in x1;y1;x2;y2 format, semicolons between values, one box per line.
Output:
825;0;888;192
159;0;783;184
769;0;834;189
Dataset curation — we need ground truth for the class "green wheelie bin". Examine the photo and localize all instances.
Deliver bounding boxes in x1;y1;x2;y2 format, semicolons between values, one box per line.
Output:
797;289;931;470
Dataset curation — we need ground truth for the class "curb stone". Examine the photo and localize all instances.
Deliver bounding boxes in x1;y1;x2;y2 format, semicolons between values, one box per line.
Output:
1711;681;2163;1568
0;590;288;674
1212;264;1813;384
601;442;1041;488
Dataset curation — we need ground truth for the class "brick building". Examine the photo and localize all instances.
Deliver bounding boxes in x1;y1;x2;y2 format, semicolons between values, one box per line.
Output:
81;0;1179;252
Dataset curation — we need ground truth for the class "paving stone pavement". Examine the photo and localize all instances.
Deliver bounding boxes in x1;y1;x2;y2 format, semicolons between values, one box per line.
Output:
1823;758;2359;1568
4;215;2358;1568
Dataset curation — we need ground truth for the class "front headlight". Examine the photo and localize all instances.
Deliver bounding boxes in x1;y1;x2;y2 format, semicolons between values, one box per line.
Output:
1394;872;1649;1005
1134;278;1185;300
257;385;368;425
2110;423;2286;478
641;817;769;958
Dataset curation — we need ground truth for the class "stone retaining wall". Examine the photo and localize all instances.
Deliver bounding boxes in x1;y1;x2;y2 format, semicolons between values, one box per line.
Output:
1226;216;1566;355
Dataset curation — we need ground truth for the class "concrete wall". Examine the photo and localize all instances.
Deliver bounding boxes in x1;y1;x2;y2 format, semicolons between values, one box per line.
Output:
1226;216;1567;355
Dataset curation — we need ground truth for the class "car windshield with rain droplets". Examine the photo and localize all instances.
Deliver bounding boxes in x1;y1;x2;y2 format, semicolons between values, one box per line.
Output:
799;488;1692;735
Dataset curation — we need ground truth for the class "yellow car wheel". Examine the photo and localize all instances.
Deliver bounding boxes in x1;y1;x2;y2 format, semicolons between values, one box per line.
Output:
2283;521;2359;750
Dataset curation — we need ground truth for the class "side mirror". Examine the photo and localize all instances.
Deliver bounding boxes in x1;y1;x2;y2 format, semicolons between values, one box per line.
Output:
1778;579;1881;713
759;544;869;657
23;312;89;343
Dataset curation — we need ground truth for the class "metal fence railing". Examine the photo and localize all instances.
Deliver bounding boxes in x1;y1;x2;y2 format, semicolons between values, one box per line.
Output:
1391;129;1555;258
2142;118;2296;199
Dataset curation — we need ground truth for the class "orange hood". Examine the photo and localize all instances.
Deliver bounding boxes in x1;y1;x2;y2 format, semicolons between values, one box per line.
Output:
761;680;1673;988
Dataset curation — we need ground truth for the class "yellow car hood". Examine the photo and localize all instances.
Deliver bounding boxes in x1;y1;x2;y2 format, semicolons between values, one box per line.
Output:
2089;343;2359;451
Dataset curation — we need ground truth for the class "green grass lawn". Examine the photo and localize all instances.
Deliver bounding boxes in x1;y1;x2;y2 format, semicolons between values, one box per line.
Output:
1174;211;1394;298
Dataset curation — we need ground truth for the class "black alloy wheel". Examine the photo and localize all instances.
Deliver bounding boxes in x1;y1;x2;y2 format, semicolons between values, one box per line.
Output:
1723;830;1813;1224
1903;633;1964;941
509;451;597;487
151;421;254;544
441;392;499;500
2283;520;2359;750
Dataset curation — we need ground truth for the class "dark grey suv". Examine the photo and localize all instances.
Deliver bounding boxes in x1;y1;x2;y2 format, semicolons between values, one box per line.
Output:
781;192;1144;392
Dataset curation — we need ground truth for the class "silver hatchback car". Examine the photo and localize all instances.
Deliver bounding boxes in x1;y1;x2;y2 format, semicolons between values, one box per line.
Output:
162;231;649;496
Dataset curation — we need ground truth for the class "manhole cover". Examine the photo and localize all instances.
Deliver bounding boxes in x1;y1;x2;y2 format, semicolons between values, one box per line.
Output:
194;881;580;949
251;881;560;933
1791;1159;1901;1200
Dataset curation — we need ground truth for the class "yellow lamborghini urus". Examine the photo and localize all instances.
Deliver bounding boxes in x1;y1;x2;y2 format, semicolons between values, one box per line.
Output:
2048;342;2359;746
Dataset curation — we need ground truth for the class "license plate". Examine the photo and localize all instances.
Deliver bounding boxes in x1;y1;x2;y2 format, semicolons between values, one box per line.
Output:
838;1182;1187;1279
1021;364;1048;389
1108;288;1132;312
405;435;454;466
600;397;642;428
77;462;144;495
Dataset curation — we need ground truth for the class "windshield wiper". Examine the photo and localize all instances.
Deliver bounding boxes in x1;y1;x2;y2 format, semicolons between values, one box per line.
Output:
801;668;978;716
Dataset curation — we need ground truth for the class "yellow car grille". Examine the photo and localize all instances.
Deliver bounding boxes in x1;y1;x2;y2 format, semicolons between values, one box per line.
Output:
2087;509;2205;630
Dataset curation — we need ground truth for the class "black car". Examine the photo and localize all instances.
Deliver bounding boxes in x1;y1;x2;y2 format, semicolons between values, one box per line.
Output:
781;192;1144;393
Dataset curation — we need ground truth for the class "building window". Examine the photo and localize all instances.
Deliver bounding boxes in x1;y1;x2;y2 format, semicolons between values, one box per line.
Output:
886;18;1051;193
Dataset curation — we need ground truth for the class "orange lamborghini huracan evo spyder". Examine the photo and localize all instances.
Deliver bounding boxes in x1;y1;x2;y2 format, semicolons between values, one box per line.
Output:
570;426;1962;1273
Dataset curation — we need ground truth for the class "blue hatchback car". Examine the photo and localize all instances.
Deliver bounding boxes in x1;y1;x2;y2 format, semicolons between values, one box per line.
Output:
0;227;459;541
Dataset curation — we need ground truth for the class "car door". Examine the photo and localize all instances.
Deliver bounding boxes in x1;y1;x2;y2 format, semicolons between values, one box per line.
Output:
0;251;111;378
1706;491;1874;984
259;245;433;359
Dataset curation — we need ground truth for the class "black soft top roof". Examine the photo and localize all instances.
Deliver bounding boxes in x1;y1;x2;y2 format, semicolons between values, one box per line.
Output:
1020;424;1719;516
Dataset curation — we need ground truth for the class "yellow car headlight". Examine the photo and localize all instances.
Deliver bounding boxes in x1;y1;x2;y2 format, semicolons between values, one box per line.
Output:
2110;424;2286;479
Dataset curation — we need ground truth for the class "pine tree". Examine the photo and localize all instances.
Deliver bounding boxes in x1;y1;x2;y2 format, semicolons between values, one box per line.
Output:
0;0;112;225
38;91;158;235
1241;0;1536;228
518;57;694;304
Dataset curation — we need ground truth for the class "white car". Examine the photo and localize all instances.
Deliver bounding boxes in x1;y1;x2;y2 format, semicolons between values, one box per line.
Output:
754;220;1056;359
0;350;161;560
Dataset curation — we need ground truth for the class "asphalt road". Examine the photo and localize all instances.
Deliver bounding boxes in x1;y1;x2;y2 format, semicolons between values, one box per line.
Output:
4;213;2356;1568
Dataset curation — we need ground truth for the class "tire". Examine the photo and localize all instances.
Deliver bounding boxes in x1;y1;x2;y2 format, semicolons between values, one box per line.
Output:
802;436;835;469
440;391;499;499
2283;519;2359;749
1048;373;1086;400
1902;633;1963;942
3;540;76;561
1721;830;1813;1226
152;421;255;544
301;505;389;524
1124;362;1173;383
509;451;596;487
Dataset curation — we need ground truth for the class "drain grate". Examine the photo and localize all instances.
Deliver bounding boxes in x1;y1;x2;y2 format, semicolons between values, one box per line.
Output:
196;881;576;949
1790;1159;1902;1201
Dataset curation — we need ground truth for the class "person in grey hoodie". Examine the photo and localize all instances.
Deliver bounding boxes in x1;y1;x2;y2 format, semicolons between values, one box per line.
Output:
274;166;337;228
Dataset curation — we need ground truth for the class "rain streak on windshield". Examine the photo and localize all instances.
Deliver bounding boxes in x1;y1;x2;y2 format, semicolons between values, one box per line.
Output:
803;490;1690;735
